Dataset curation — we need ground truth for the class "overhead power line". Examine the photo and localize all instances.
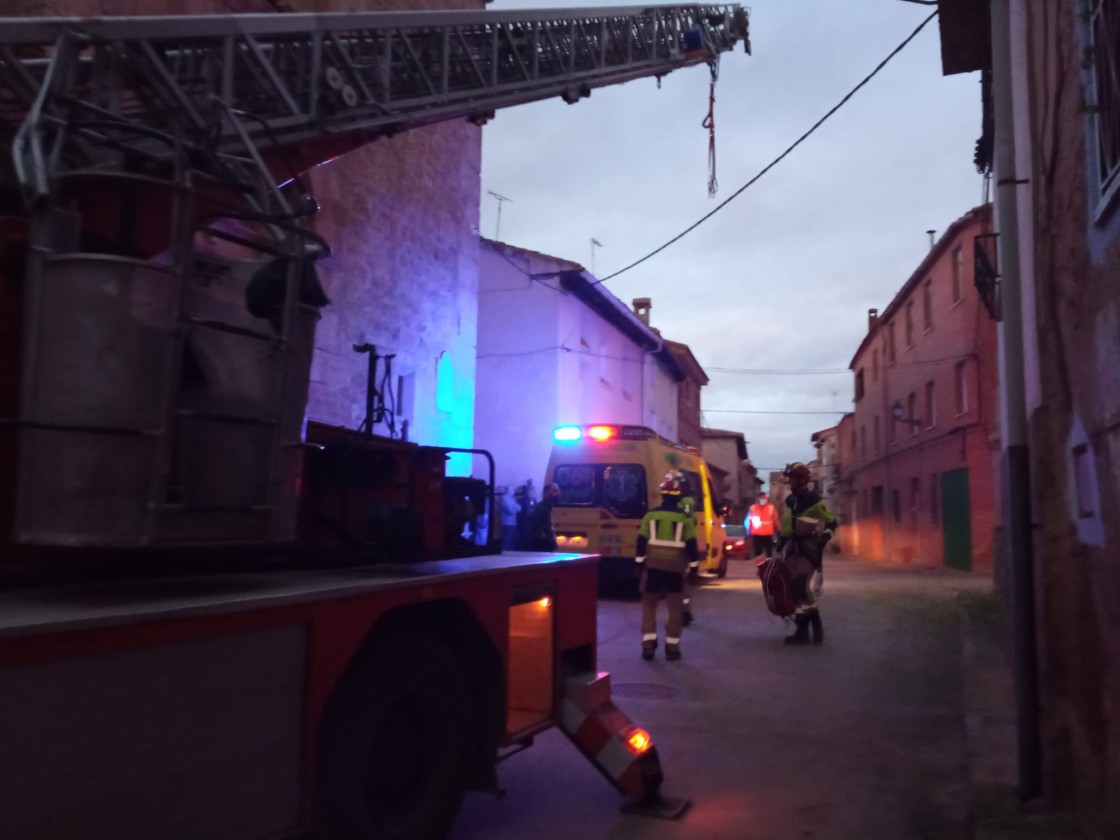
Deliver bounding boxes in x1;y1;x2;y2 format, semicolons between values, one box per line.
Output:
704;408;846;415
595;9;939;284
706;366;851;375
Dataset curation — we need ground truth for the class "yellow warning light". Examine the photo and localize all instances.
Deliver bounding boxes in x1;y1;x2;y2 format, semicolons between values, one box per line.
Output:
537;596;552;609
625;728;652;755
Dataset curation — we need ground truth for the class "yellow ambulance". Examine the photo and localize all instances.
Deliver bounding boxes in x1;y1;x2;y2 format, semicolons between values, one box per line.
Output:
544;423;726;592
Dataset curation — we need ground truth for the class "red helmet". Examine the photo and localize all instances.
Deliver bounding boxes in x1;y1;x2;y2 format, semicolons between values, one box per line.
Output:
659;471;684;496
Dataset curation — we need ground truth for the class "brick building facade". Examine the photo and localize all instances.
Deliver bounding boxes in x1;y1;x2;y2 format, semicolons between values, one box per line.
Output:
843;204;1000;569
940;2;1120;833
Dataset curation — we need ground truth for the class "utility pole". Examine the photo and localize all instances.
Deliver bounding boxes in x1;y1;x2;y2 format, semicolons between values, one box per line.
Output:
487;189;513;239
590;237;603;274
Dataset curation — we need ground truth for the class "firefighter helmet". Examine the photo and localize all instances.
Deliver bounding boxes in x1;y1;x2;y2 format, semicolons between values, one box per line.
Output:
659;471;685;496
786;462;811;479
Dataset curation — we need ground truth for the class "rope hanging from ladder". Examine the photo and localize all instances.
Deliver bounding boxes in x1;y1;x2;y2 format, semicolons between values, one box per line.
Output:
703;58;720;197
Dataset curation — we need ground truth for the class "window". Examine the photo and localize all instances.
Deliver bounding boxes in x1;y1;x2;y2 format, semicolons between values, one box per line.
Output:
910;477;921;518
922;281;933;331
888;323;897;363
889;406;897;443
871;485;884;515
860;426;867;461
892;489;901;523
604;465;649;519
872;349;879;382
850;429;857;455
930;473;940;523
905;302;914;347
925;381;936;428
873;415;880;453
855;369;865;401
908;392;919;436
1073;444;1097;519
554;464;597;506
955;361;969;414
952;247;964;303
554;463;650;520
1088;0;1120;213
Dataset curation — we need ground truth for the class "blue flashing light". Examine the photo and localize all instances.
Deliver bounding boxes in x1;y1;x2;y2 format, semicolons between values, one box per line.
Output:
553;425;582;443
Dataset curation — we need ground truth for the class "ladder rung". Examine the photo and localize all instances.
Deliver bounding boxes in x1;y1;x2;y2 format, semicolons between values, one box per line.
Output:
184;316;281;343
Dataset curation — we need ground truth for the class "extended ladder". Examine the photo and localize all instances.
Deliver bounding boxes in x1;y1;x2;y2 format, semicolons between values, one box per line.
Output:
1;4;749;199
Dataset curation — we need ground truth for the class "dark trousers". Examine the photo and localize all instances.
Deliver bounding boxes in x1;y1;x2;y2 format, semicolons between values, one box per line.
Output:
640;567;685;645
752;534;775;559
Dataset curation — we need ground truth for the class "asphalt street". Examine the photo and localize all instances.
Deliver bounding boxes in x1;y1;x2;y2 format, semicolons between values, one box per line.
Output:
450;553;1024;840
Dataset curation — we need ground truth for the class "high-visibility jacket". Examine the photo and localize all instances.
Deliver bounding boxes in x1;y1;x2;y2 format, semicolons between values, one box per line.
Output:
636;506;698;574
747;502;778;536
779;491;837;537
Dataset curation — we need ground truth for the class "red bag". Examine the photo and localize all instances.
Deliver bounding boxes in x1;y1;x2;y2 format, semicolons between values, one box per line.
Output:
756;555;796;618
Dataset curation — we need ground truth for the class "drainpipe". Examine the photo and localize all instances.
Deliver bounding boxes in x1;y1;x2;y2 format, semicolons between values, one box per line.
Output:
990;0;1042;801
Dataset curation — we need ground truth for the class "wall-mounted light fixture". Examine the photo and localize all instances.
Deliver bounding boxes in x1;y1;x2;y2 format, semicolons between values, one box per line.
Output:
891;400;922;430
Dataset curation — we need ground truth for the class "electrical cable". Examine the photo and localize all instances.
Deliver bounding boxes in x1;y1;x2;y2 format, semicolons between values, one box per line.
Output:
594;9;939;284
704;409;846;415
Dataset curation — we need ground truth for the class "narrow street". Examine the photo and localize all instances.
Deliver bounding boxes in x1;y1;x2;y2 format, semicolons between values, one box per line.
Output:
452;554;1020;840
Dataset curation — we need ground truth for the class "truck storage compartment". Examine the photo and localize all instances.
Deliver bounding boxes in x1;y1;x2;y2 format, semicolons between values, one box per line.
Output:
14;249;320;548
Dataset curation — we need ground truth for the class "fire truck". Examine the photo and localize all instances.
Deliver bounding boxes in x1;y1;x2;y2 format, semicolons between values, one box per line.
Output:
0;5;748;838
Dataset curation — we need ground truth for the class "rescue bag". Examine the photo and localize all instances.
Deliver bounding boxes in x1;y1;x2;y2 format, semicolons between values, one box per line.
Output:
756;554;797;618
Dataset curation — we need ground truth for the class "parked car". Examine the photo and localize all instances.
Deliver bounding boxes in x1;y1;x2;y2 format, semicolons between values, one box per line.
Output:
723;524;748;559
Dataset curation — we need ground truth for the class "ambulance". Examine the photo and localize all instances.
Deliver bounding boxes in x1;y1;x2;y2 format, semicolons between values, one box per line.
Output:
545;423;727;592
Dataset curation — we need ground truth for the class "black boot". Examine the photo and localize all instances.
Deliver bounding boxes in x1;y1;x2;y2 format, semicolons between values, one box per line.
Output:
808;610;824;645
641;641;657;661
784;614;810;644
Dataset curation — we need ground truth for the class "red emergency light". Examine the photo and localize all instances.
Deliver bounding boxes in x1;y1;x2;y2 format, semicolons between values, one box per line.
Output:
586;425;616;442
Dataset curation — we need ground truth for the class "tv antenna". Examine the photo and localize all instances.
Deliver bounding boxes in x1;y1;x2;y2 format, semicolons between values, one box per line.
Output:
590;238;603;274
487;190;513;239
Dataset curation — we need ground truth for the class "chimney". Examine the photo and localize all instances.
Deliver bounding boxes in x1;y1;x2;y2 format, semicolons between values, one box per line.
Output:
868;308;879;331
632;297;652;326
927;229;937;251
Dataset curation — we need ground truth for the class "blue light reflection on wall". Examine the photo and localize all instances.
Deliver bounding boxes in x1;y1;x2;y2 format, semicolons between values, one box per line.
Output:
436;350;474;476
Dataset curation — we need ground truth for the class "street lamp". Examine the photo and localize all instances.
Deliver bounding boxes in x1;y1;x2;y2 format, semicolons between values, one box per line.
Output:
891;400;921;430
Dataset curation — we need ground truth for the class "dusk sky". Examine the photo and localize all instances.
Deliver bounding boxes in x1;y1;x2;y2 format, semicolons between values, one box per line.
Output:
481;0;985;485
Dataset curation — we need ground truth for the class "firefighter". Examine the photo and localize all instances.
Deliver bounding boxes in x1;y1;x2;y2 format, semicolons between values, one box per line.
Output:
525;482;560;551
635;472;699;661
776;462;837;644
746;490;778;559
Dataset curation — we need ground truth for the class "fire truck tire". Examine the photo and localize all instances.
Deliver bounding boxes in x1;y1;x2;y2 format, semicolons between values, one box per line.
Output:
716;552;728;578
318;633;473;840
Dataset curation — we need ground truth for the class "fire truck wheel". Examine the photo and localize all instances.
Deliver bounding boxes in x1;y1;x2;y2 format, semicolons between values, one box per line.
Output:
716;552;728;578
318;633;473;839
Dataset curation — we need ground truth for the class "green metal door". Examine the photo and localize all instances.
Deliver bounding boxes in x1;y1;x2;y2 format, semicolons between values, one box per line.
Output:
940;468;972;571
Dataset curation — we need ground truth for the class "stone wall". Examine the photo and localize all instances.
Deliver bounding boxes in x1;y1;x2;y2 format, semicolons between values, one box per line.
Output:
1022;3;1120;834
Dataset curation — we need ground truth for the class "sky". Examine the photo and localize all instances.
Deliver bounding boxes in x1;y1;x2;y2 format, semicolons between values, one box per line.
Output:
480;0;985;486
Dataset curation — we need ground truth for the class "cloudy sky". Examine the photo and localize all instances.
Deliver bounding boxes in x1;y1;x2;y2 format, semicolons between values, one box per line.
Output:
480;0;985;484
